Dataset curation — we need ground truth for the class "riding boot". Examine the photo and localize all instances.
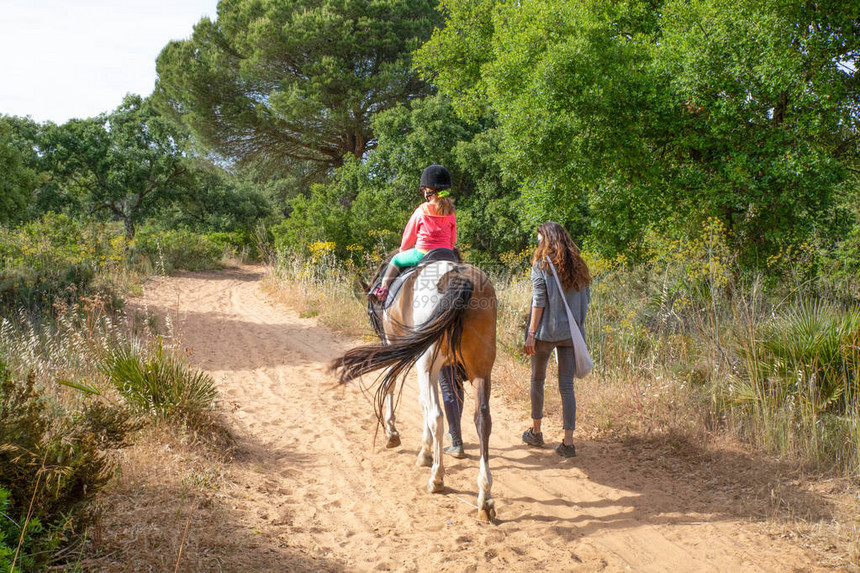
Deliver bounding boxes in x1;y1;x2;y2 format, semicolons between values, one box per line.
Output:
372;263;400;301
439;365;464;446
379;263;399;290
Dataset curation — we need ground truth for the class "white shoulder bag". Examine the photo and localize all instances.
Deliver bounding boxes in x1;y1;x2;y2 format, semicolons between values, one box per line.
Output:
546;257;593;378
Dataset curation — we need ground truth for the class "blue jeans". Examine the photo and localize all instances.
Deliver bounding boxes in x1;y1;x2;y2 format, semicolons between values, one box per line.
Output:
530;338;576;431
439;365;464;445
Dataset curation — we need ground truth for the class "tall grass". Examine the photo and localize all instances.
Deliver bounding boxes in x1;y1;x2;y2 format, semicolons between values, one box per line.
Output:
580;258;860;475
266;243;378;338
268;234;860;477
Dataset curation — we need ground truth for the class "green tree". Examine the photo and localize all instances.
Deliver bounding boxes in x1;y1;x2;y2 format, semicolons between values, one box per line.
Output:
417;0;860;266
360;94;527;259
279;94;527;261
153;159;273;233
0;116;78;220
44;95;190;238
0;119;37;224
275;160;360;253
654;0;858;266
154;0;440;176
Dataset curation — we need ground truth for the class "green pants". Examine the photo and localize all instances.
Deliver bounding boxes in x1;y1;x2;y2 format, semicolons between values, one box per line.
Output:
392;248;427;268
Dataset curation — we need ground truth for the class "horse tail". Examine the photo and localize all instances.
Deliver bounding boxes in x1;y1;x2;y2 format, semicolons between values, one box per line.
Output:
329;273;474;424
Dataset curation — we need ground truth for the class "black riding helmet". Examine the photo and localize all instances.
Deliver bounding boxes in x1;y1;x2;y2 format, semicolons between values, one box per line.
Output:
420;164;452;189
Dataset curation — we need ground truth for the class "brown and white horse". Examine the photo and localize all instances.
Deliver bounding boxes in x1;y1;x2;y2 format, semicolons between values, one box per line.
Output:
330;258;497;521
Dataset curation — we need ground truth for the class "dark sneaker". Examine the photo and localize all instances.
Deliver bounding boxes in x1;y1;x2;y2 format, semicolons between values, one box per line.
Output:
444;443;466;458
556;442;576;458
522;428;544;447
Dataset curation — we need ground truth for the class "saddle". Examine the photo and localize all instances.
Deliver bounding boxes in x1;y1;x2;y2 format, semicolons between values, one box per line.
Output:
367;248;461;339
382;248;461;309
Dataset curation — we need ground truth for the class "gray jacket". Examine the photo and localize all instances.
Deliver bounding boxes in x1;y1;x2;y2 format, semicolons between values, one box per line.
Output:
531;264;590;343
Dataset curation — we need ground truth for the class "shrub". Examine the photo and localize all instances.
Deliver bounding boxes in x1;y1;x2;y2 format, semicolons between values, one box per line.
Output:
0;216;247;315
207;230;250;252
727;301;860;471
0;214;118;313
130;227;223;273
0;359;130;569
0;487;29;573
736;302;860;416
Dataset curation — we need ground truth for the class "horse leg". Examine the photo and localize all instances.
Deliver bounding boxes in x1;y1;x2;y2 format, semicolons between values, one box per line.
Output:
473;375;495;521
415;350;445;493
382;368;400;448
415;355;434;467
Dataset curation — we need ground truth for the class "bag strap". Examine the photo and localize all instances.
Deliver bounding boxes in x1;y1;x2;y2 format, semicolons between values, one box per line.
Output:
546;257;583;345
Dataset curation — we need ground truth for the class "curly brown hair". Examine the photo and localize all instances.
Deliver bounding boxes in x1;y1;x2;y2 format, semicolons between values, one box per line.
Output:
532;222;591;291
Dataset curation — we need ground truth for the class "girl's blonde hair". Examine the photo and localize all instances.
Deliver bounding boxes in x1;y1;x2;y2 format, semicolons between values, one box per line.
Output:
422;186;455;216
532;222;591;291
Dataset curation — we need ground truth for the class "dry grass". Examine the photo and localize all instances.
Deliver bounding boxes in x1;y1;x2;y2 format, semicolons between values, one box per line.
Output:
264;257;374;341
81;423;234;571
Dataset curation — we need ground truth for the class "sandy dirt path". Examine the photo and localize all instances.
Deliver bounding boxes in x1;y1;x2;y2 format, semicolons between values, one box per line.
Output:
137;265;828;572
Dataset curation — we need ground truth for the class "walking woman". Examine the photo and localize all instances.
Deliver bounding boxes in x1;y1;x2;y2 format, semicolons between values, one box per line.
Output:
522;222;591;458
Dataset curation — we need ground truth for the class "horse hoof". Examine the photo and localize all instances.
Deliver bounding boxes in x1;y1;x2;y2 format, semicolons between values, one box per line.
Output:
415;455;433;468
385;432;401;448
427;481;445;494
478;506;496;523
478;499;496;523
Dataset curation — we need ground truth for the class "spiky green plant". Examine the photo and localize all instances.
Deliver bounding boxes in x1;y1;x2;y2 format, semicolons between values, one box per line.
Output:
100;338;217;421
756;301;860;414
730;301;860;471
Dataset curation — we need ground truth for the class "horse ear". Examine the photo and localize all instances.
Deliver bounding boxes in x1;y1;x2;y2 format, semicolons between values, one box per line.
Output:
353;278;370;299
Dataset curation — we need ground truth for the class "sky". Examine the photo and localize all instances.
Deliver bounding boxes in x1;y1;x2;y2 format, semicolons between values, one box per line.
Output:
0;0;219;124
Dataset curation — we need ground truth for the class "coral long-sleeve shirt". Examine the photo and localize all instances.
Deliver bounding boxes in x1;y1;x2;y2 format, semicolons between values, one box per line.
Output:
399;203;457;252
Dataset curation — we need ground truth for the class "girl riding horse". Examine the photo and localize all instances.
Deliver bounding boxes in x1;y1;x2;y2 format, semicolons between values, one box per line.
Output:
331;165;496;521
371;164;457;302
372;164;466;458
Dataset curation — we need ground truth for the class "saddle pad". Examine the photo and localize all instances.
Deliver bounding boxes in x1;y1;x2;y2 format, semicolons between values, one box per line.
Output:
384;266;419;308
383;248;460;309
